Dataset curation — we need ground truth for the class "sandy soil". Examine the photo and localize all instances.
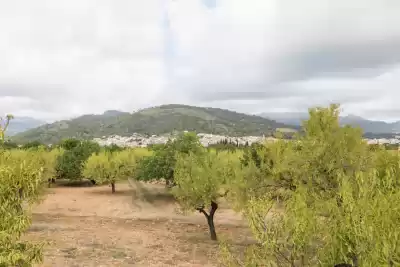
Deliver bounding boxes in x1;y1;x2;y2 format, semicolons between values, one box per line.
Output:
24;182;252;267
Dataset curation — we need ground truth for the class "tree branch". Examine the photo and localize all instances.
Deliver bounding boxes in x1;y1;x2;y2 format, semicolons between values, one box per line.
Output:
196;207;209;218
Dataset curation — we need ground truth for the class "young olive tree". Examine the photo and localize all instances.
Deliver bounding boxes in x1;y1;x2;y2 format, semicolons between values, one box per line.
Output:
83;151;118;193
172;150;228;241
83;150;137;193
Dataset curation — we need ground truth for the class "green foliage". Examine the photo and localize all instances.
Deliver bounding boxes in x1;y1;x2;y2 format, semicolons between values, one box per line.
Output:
0;141;18;150
103;144;124;153
36;148;64;187
173;151;223;210
59;138;81;150
21;141;44;150
136;132;202;185
83;151;119;193
218;104;400;266
83;149;144;193
55;139;100;180
207;138;249;152
0;149;45;266
173;149;230;241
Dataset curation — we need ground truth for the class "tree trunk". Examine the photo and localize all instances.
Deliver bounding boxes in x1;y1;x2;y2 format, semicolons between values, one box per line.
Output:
18;187;23;199
48;178;56;188
111;182;116;193
207;213;217;241
197;201;218;241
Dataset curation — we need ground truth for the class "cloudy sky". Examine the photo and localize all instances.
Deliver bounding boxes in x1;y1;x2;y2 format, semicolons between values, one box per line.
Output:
0;0;399;122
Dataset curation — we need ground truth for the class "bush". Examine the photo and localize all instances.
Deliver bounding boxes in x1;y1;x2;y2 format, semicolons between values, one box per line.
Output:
55;139;100;180
136;132;202;186
0;149;45;266
21;141;44;150
219;104;400;266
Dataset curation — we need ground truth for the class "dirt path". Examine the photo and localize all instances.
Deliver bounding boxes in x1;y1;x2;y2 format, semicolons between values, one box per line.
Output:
25;182;251;267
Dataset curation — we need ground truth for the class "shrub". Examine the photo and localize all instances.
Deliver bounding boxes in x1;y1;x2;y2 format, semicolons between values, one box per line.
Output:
136;132;202;186
55;139;100;180
0;149;45;266
220;104;400;266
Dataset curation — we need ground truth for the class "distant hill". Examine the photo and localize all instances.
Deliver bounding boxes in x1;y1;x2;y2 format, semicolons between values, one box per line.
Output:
5;116;46;136
12;104;295;144
260;112;400;134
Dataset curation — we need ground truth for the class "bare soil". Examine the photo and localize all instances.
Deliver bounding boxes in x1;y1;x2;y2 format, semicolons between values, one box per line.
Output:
25;181;252;267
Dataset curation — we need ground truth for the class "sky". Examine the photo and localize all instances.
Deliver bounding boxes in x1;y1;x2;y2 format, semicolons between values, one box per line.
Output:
0;0;400;122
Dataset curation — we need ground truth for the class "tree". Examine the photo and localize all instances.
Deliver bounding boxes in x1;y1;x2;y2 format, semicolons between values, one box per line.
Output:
136;132;202;187
83;152;118;193
172;150;228;241
0;149;45;266
83;150;137;193
220;104;400;266
36;147;64;187
0;140;18;149
55;139;100;180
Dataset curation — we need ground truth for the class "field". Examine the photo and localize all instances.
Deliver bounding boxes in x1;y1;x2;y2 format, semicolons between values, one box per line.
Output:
25;181;251;267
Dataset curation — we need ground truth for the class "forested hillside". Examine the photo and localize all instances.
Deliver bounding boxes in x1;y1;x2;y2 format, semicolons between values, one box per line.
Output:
12;104;294;144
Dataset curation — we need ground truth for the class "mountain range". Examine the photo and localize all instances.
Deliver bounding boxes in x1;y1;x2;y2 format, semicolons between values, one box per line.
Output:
7;105;400;144
259;112;400;135
10;104;292;144
5;117;46;136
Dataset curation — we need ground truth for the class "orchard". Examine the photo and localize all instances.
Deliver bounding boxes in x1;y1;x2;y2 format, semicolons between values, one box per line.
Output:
1;104;399;266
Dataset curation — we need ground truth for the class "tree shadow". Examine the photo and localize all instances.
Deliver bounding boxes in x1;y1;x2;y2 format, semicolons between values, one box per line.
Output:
128;179;177;206
139;189;176;204
88;188;134;196
52;179;96;187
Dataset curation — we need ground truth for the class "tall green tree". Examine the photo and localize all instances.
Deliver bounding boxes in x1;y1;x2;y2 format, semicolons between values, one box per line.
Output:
136;132;202;186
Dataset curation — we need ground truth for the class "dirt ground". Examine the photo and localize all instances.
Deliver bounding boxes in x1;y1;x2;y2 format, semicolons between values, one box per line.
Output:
25;181;252;267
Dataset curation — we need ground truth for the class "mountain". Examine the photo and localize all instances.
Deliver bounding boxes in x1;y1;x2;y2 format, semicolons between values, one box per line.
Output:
102;110;130;117
260;112;400;134
12;104;295;144
5;117;46;136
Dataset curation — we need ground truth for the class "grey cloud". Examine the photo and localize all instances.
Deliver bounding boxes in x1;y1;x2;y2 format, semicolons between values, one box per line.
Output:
278;37;400;82
169;0;400;114
1;0;400;121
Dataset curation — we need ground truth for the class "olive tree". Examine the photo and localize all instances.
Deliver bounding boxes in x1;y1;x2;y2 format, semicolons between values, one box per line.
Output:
83;149;139;193
173;150;229;241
